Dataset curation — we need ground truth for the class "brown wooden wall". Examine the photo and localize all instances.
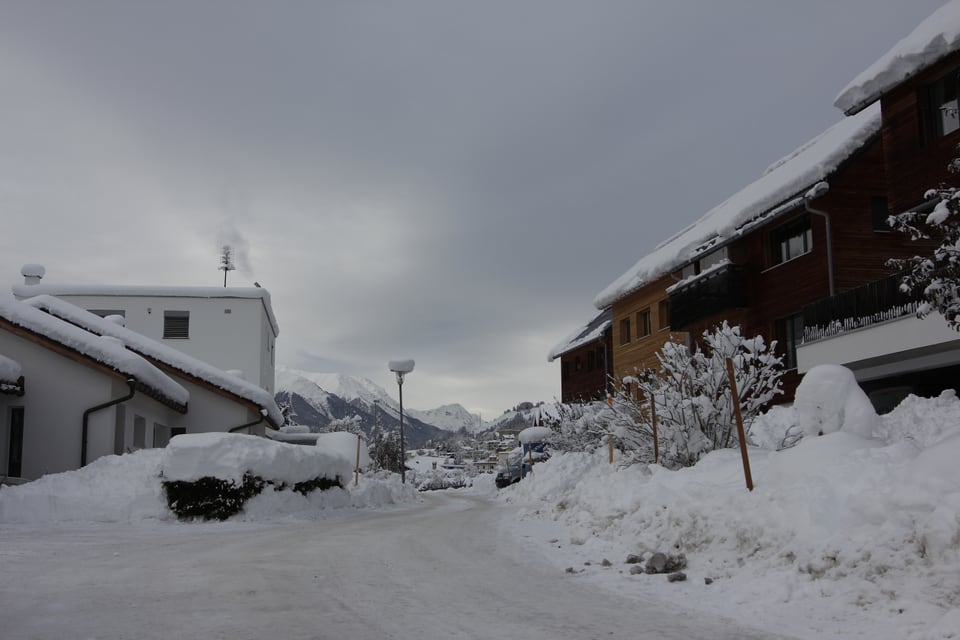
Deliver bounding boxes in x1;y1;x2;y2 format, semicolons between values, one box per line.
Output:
558;333;612;403
610;275;687;393
881;50;960;214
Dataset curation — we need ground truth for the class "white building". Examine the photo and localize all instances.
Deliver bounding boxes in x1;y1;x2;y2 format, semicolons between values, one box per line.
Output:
12;265;279;394
0;294;283;481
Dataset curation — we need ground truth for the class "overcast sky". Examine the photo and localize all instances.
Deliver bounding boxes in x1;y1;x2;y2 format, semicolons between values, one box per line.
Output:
0;1;946;418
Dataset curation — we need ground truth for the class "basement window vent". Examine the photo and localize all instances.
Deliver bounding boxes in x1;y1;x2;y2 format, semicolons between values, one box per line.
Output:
163;310;190;339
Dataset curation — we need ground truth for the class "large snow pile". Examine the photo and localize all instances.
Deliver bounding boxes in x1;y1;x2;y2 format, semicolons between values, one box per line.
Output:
0;435;417;524
499;376;960;639
161;432;355;485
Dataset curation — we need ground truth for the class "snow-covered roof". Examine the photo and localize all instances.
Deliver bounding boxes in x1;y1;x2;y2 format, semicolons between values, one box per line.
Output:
0;295;188;409
593;103;881;310
11;283;279;336
547;310;611;362
835;1;960;115
518;426;553;444
22;295;282;426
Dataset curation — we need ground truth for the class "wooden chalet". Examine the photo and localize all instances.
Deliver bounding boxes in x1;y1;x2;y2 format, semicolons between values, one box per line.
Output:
548;310;613;403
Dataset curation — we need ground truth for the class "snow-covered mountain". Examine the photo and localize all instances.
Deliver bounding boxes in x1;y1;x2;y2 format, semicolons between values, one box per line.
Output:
408;404;483;434
274;368;490;445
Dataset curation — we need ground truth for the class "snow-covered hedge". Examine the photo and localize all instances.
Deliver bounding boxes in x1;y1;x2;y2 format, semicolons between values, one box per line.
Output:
161;433;355;520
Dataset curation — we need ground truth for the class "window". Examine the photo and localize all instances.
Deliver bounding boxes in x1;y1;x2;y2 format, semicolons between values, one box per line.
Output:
133;415;146;449
587;351;596;371
924;68;960;139
771;216;812;265
637;308;651;338
114;405;126;455
658;300;670;330
163;310;190;339
562;362;570;380
596;346;605;370
619;317;631;345
775;314;804;370
871;196;890;232
574;356;582;372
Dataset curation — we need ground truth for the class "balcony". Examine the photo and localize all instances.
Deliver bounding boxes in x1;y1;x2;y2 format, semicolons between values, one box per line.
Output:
802;273;920;344
668;263;746;330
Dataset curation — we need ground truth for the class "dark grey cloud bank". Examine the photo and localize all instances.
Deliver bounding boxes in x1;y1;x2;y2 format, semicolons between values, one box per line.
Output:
0;1;945;416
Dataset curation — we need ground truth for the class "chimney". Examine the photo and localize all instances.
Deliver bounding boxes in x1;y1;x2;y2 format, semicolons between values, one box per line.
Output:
21;264;46;286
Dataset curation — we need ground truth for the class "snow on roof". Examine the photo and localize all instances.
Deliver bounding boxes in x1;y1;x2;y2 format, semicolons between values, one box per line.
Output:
835;0;960;115
22;295;282;426
11;283;279;336
593;103;881;310
518;426;553;444
0;353;22;383
0;295;188;408
547;310;611;362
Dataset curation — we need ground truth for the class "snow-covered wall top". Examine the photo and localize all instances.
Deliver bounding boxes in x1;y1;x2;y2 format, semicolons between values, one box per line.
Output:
547;310;611;362
12;283;279;336
0;294;188;407
23;295;281;425
0;353;22;382
593;103;881;310
836;1;960;115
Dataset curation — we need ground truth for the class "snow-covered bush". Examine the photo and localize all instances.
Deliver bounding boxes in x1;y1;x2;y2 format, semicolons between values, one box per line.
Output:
160;433;353;521
887;144;960;329
634;322;784;468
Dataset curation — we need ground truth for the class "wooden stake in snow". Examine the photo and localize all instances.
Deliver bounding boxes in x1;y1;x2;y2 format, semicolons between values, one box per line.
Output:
725;357;754;492
355;434;362;486
608;433;614;464
650;395;659;465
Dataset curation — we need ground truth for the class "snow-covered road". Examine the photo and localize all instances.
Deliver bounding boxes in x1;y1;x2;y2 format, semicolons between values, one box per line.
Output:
1;492;794;640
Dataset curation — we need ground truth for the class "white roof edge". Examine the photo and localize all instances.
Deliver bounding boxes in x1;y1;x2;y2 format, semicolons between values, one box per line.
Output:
20;295;283;426
0;296;188;407
10;283;280;337
593;104;881;310
835;1;960;115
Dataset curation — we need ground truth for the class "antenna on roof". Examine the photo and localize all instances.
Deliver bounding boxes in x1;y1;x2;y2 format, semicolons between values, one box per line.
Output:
218;245;236;287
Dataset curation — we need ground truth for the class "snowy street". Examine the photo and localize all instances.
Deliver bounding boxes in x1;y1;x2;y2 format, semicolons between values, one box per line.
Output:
1;492;792;640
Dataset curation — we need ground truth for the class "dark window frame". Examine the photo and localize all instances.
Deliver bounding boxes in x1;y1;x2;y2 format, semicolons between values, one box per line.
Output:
619;317;631;345
637;308;652;338
770;216;813;266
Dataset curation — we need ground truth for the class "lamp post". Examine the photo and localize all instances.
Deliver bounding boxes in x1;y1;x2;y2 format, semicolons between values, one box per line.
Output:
388;359;415;484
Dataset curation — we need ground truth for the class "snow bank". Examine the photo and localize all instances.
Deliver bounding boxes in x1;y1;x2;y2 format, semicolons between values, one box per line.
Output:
499;391;960;639
1;440;416;525
0;449;169;524
315;431;371;470
161;433;355;486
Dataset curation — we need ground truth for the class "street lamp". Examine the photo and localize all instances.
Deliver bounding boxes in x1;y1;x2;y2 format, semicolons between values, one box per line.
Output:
388;359;415;484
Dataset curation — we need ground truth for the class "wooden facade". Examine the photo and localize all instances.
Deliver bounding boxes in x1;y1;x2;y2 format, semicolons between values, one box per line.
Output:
610;274;687;395
879;50;960;215
554;311;613;404
666;133;938;401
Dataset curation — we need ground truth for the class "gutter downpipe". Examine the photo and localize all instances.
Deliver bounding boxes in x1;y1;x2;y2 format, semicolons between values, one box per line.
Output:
803;181;835;297
82;378;136;467
229;411;266;434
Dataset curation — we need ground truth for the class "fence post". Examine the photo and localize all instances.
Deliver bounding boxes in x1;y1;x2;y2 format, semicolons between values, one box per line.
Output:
608;433;614;464
725;357;753;491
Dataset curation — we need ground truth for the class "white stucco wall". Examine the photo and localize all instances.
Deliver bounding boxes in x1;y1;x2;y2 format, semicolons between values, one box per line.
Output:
27;293;274;393
0;331;180;479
